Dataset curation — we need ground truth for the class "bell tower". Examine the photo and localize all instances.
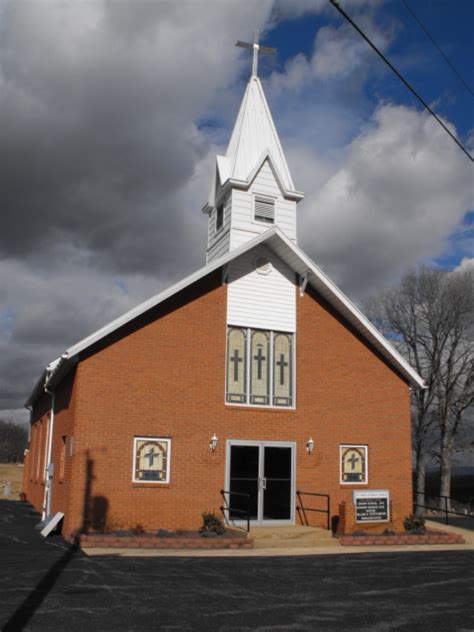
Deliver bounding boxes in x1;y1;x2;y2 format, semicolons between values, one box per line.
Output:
202;33;304;263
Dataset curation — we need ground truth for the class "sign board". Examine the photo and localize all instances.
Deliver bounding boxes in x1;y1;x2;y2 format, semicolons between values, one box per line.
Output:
353;490;390;523
40;512;64;537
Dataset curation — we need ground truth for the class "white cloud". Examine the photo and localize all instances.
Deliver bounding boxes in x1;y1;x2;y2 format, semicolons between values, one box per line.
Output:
0;408;29;428
298;104;473;298
269;5;391;94
456;258;474;272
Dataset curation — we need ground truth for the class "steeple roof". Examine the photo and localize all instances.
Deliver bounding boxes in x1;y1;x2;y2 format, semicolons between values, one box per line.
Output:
226;76;295;190
205;76;303;210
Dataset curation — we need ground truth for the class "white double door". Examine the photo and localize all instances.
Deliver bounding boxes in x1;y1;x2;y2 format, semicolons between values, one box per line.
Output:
226;440;295;524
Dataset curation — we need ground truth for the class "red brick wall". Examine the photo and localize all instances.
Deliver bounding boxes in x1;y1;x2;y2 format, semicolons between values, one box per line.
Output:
24;393;51;513
53;270;413;536
50;370;78;527
24;372;78;529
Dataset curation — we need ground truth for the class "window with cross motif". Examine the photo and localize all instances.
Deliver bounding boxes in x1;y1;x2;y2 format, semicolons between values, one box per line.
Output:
133;437;171;483
340;445;368;484
226;327;294;407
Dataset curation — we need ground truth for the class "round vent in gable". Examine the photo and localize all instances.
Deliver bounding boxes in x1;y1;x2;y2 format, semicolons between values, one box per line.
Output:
254;256;272;275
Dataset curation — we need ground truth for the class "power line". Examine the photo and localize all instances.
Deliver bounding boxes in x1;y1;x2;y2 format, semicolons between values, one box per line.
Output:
329;0;473;162
402;0;474;98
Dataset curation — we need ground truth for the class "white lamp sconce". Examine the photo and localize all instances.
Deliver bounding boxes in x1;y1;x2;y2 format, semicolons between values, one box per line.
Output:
306;437;314;455
209;434;218;452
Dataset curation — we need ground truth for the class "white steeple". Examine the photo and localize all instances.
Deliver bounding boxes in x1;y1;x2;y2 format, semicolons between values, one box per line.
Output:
203;35;304;264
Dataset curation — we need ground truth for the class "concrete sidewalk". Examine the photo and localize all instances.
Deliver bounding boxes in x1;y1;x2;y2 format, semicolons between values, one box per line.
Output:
84;520;474;557
83;542;473;556
426;519;474;544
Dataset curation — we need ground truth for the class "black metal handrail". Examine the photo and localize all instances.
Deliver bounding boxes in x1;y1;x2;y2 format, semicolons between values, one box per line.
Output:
413;493;474;526
220;489;251;533
296;490;331;531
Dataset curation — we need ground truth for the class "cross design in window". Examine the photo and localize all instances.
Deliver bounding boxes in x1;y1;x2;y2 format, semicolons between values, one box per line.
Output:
276;353;288;385
230;348;243;381
254;346;266;379
348;453;360;470
144;447;158;467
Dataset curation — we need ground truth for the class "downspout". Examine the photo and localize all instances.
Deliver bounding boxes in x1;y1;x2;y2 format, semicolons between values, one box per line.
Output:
42;384;55;521
24;404;32;479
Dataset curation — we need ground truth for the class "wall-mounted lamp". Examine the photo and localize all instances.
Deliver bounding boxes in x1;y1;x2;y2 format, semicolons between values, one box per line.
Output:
306;437;314;455
209;434;218;452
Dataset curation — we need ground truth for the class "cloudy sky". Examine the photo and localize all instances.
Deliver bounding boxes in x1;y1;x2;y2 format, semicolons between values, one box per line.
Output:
1;0;473;424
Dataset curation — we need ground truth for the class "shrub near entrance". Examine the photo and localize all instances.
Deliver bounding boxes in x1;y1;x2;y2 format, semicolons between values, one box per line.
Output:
403;514;426;533
200;511;225;536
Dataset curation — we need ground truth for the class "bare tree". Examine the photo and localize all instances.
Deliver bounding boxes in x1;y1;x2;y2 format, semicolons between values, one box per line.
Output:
431;269;474;507
365;266;474;512
0;420;28;463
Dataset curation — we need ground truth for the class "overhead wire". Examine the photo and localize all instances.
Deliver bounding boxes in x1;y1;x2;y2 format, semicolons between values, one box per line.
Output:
329;0;473;162
402;0;474;98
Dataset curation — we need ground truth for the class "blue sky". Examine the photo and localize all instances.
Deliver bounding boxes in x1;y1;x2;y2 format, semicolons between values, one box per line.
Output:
268;1;473;139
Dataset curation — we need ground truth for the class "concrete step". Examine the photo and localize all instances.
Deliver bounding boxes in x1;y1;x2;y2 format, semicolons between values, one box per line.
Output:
250;525;340;549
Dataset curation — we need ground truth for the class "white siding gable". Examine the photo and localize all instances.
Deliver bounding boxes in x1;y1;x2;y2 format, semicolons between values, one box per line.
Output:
227;245;296;332
206;194;231;263
229;160;297;253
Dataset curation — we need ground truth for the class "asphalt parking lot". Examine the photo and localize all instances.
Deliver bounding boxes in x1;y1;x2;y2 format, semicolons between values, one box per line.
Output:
1;500;473;631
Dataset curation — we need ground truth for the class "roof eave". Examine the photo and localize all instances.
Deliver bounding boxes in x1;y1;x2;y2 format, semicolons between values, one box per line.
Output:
266;229;426;390
24;370;47;409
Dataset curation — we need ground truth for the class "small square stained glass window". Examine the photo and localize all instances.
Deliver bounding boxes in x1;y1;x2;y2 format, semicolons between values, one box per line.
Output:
133;437;171;483
340;445;368;484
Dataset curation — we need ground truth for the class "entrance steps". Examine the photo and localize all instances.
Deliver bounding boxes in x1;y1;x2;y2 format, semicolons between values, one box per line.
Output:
250;525;339;549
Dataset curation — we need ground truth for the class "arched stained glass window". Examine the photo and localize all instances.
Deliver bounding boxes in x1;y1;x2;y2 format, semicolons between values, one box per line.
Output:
226;328;247;403
273;333;293;406
250;330;270;405
225;327;294;407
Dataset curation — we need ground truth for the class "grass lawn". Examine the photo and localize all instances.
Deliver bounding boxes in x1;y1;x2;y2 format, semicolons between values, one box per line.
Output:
0;463;24;500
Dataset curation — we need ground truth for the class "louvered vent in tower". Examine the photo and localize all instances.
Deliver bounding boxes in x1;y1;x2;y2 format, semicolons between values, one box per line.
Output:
254;197;275;224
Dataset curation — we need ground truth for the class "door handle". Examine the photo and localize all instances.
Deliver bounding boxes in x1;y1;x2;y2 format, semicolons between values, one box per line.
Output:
260;477;267;490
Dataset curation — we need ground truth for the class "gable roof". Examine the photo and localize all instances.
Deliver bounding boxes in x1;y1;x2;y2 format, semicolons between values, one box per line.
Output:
204;77;304;210
25;227;425;406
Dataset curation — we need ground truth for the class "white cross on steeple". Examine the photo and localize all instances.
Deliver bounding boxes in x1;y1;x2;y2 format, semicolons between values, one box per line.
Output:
236;31;276;78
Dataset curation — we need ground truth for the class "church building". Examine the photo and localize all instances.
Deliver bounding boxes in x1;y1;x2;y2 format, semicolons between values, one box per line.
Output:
23;39;424;538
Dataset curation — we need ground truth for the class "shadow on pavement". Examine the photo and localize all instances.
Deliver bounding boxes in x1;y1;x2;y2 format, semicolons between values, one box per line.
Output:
3;452;95;631
2;539;80;631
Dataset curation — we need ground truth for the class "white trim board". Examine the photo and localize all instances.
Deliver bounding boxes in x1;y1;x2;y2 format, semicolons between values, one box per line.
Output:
40;512;64;537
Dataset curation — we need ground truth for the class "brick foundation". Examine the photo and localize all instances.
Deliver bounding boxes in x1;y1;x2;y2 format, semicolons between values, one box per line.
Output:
340;529;465;546
337;501;404;535
75;533;253;550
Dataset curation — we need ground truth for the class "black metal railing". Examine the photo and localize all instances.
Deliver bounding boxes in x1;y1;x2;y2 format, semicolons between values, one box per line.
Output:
296;491;331;531
220;489;251;533
413;494;474;526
